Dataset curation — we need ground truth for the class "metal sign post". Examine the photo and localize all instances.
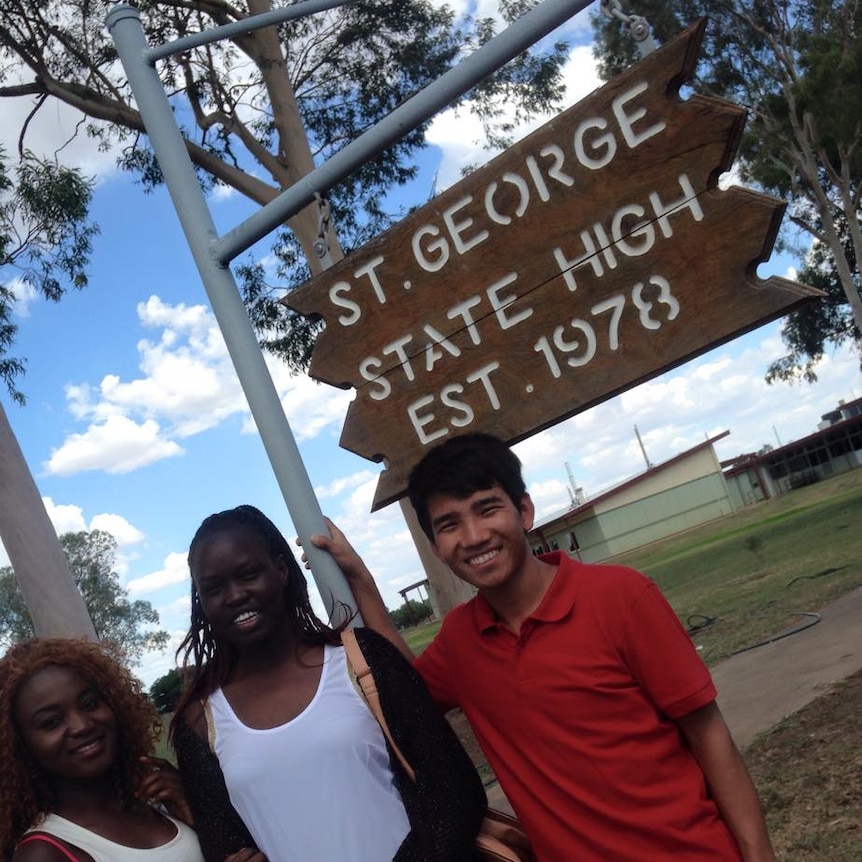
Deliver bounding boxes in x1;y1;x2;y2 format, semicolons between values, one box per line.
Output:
106;0;590;620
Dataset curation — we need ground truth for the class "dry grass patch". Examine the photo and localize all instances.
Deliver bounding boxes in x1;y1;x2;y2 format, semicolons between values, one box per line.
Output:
745;670;862;860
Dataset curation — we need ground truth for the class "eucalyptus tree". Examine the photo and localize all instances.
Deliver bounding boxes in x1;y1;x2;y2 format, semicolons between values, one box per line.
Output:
0;148;98;640
1;150;96;401
0;529;168;666
767;227;858;382
592;0;861;381
0;0;568;369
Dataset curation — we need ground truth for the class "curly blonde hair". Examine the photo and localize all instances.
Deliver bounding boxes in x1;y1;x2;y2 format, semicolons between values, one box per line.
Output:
0;638;161;858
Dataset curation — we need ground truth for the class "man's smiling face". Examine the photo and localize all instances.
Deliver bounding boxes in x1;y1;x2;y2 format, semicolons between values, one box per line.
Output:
428;484;534;592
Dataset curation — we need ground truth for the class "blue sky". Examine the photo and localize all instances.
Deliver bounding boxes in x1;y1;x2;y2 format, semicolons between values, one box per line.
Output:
2;4;860;687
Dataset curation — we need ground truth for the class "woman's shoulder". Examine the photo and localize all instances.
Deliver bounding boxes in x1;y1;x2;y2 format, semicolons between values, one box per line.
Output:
354;626;401;661
175;697;209;742
353;628;419;683
14;832;94;862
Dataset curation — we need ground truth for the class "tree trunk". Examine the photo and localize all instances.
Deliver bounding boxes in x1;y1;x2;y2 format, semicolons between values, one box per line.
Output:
242;7;462;608
0;402;96;640
837;179;862;334
247;0;344;273
813;186;862;336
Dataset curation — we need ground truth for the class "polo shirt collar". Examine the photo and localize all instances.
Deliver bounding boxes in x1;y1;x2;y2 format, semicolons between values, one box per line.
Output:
473;551;580;632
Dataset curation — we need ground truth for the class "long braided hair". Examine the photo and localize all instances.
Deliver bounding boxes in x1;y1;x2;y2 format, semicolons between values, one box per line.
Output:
0;638;160;859
172;505;345;730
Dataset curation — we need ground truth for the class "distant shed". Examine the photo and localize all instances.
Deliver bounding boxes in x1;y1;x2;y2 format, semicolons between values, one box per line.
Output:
529;431;733;563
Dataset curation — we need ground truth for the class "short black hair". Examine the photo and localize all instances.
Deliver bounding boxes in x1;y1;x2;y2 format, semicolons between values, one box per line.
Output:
407;433;526;541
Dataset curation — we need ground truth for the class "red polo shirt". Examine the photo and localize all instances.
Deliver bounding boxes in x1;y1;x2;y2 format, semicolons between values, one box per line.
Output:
415;552;742;861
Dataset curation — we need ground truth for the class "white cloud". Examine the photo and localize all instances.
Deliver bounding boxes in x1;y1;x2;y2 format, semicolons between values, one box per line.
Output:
88;512;146;578
210;182;237;202
127;551;190;595
89;513;145;547
49;295;356;476
427;42;602;191
6;278;40;318
315;469;379;500
0;91;119;181
529;477;573;519
252;363;354;443
43;498;89;534
44;414;184;475
558;43;604;106
133;628;188;685
0;500;145;577
513;329;862;509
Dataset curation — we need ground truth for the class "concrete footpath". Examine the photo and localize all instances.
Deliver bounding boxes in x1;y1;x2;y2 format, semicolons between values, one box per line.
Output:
487;584;862;812
711;583;862;748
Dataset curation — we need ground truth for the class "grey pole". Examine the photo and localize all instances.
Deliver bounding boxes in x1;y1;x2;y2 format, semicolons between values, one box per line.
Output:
0;403;98;640
146;0;360;62
106;4;356;623
107;0;589;623
214;0;593;262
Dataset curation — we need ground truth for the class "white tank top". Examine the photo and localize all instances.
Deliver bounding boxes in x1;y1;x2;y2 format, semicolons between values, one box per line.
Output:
28;812;204;861
208;644;410;862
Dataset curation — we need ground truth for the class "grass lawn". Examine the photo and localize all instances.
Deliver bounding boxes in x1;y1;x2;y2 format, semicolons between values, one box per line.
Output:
745;669;862;860
402;619;442;654
608;469;862;664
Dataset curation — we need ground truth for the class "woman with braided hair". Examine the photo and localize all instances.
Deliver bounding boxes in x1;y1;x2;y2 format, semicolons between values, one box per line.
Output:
0;637;204;862
170;504;486;862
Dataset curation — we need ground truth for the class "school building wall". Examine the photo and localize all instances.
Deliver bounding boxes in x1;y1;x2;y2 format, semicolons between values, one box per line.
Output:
530;444;735;563
722;406;862;505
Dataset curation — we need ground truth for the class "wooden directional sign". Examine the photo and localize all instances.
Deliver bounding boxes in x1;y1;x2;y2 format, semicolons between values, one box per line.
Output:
286;19;821;511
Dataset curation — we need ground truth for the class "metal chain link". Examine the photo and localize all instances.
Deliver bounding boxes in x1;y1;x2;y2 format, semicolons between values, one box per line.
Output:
312;192;332;262
599;0;657;57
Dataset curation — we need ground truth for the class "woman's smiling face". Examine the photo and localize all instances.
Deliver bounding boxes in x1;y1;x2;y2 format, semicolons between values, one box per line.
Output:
14;664;119;783
191;525;290;648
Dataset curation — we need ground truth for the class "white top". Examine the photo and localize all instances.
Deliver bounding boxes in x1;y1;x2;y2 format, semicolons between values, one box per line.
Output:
29;812;204;861
208;644;410;862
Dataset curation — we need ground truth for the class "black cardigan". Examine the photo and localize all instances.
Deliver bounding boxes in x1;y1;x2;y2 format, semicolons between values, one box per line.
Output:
173;627;487;862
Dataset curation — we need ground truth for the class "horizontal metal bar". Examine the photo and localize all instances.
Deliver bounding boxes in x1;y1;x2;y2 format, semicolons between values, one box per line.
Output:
213;0;592;264
146;0;360;63
106;3;360;622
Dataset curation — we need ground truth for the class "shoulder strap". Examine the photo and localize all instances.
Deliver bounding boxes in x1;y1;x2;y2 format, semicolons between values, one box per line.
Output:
17;834;82;862
341;629;417;782
202;697;217;752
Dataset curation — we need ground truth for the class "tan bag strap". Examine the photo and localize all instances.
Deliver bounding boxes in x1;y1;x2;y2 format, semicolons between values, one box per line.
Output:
343;631;534;862
342;629;417;781
475;833;526;862
202;698;217;752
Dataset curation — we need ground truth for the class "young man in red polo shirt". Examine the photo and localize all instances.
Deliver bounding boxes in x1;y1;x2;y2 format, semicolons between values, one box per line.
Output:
315;432;774;862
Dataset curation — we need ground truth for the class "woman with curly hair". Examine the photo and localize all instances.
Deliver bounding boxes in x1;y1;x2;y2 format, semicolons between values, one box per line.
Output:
0;637;204;861
170;504;487;862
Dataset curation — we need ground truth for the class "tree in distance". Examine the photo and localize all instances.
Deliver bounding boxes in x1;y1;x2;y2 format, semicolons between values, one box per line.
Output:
0;529;169;667
389;597;435;630
1;147;97;403
149;667;184;715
